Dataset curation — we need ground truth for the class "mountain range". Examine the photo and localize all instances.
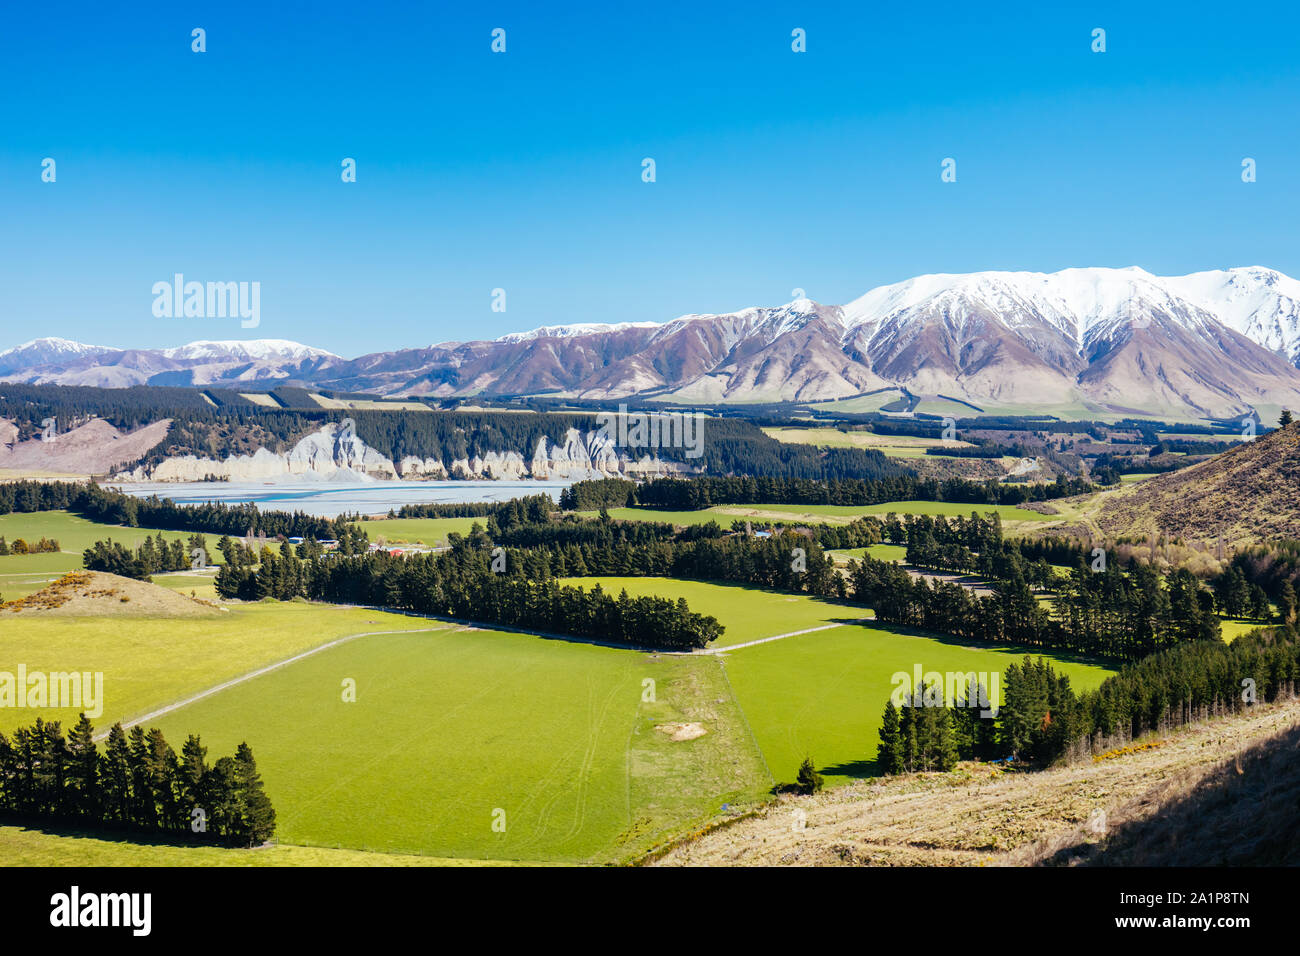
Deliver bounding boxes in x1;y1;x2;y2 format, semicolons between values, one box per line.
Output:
7;267;1300;420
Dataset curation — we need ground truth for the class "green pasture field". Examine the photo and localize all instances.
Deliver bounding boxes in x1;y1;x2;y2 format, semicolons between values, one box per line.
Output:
148;627;769;863
721;623;1117;785
0;825;524;866
151;569;221;601
0;511;225;576
558;576;870;647
1220;617;1267;643
604;500;1053;529
799;391;907;414
760;427;972;459
828;544;908;563
2;563;1122;863
0;568;68;602
911;397;986;418
0;601;439;734
355;516;482;545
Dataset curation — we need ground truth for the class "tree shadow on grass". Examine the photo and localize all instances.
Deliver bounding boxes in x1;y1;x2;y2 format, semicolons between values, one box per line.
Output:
0;816;245;851
768;757;881;795
858;621;1117;671
819;757;880;780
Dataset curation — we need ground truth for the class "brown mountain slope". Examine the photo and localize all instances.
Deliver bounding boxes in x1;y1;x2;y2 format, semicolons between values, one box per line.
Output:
1027;715;1300;866
0;418;171;477
1094;421;1300;544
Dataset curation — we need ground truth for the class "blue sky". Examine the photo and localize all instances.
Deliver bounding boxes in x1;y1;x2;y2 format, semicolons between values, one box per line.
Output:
2;1;1298;356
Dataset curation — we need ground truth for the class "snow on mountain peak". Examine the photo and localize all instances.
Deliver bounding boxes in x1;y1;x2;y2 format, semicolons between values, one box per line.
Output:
839;267;1237;354
160;339;339;361
0;336;108;357
494;321;660;344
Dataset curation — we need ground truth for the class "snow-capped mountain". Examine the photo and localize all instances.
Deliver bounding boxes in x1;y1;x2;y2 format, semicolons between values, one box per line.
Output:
0;337;114;376
1165;267;1300;366
158;339;338;362
0;338;339;389
6;268;1300;419
494;321;660;344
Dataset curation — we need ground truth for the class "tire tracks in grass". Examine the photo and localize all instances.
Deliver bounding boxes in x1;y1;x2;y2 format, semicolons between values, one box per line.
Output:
513;667;627;859
281;634;537;856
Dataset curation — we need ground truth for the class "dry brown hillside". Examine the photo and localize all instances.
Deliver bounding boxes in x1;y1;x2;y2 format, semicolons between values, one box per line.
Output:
649;697;1300;866
1;571;220;617
0;417;170;478
1026;717;1300;866
1095;421;1300;545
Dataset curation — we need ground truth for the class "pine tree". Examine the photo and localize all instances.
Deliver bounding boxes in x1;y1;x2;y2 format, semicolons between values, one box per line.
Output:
795;756;823;795
1248;584;1271;622
100;723;133;825
207;756;239;840
146;728;182;832
1279;580;1297;624
931;705;959;772
902;712;918;773
179;734;208;823
232;743;276;846
126;726;156;829
877;700;904;773
66;714;100;821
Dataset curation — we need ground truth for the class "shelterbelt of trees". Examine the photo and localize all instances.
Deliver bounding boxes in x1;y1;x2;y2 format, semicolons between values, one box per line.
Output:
562;473;1095;511
393;495;558;521
876;624;1300;773
82;533;213;579
190;501;1267;661
473;507;1260;663
854;550;1222;662
0;480;358;541
0;717;275;847
214;527;725;650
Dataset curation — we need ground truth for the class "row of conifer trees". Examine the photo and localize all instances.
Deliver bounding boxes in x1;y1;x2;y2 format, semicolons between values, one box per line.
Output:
0;717;275;847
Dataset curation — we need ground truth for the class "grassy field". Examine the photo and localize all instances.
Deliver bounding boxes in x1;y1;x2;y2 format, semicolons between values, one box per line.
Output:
604;501;1053;529
0;824;525;866
0;510;223;577
0;509;1179;865
2;553;1124;864
800;391;907;414
0;601;439;733
761;427;973;459
354;516;483;545
148;627;769;863
0;553;83;601
308;394;431;412
151;568;221;601
558;576;870;647
1220;617;1267;643
828;543;908;563
721;623;1117;785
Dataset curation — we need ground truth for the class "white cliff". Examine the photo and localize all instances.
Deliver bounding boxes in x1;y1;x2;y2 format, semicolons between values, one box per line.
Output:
113;423;694;482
